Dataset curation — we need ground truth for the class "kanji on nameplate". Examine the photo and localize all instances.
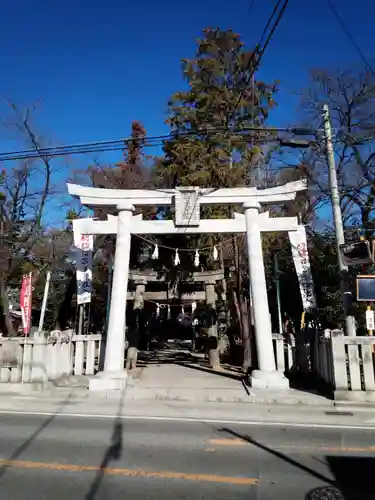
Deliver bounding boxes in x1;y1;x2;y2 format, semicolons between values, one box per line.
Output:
174;187;200;227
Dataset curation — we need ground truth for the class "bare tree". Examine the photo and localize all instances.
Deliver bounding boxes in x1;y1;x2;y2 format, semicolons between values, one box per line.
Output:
0;103;69;334
298;66;375;236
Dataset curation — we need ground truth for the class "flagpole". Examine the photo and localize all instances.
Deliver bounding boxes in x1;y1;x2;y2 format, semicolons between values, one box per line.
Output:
38;270;51;332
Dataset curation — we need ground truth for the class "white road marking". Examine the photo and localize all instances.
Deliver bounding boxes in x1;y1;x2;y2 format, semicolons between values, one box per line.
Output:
0;409;373;430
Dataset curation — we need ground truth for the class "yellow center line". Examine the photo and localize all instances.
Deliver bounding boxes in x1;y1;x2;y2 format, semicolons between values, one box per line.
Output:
0;459;258;486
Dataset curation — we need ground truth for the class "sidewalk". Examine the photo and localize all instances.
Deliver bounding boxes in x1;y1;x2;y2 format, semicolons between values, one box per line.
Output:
0;362;334;406
1;355;373;415
0;392;375;429
125;363;334;406
0;361;375;427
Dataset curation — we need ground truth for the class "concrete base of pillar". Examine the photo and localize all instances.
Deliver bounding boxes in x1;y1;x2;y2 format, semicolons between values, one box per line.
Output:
249;370;290;390
89;370;128;392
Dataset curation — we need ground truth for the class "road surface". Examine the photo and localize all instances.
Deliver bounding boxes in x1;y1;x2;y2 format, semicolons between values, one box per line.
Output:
0;411;373;499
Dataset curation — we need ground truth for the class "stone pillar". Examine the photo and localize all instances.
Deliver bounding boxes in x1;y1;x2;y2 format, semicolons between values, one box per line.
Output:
89;204;134;391
205;279;220;369
243;201;288;389
133;281;146;309
126;280;146;370
205;280;216;314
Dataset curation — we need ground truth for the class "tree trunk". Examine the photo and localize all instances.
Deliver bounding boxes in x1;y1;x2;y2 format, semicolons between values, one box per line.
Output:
232;237;253;371
207;306;220;370
50;281;61;330
0;273;15;336
240;295;252;372
58;274;76;330
232;289;242;334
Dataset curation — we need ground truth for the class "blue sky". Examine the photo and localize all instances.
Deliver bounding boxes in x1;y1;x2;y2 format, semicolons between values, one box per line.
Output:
0;0;373;171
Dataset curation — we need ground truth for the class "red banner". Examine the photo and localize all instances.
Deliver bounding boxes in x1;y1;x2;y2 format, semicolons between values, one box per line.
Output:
20;273;32;335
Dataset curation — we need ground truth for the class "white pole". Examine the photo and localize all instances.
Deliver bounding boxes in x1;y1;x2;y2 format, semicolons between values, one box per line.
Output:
244;202;276;373
244;203;288;389
38;270;51;332
322;104;356;336
104;205;134;373
274;253;283;334
78;304;84;335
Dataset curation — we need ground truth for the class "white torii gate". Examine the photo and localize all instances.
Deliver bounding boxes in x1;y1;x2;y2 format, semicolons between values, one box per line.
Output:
68;180;306;391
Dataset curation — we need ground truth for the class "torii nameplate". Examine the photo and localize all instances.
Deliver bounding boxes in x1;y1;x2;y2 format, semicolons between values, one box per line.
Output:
174;187;200;227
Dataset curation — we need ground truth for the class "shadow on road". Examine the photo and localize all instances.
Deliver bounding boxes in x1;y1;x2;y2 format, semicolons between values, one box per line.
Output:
0;391;75;481
220;428;375;500
84;390;124;500
220;427;334;484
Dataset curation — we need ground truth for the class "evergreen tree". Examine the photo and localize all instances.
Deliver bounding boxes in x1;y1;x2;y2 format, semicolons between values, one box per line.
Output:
157;27;277;189
155;28;279;370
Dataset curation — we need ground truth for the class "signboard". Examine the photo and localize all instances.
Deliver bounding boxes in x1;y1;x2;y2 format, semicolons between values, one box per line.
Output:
366;309;375;331
339;240;372;266
356;275;375;301
289;226;317;311
174;187;200;227
72;220;93;305
20;273;32;335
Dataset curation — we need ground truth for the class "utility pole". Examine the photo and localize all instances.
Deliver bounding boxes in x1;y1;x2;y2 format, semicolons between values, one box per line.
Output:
322;104;356;336
38;270;51;332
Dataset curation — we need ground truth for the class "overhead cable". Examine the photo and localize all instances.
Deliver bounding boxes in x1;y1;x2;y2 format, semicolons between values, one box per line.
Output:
326;0;375;78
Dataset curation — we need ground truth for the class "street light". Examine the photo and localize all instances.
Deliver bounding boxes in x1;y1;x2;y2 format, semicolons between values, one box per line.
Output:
339;240;373;266
278;138;312;148
288;127;317;136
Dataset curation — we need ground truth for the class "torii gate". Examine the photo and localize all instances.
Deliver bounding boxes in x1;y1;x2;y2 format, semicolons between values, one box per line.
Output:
68;180;307;391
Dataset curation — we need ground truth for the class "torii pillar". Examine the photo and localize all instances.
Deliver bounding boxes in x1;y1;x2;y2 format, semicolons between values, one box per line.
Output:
244;202;288;389
90;204;134;391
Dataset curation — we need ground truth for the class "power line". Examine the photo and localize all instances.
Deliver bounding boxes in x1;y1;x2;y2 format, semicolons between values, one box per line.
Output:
228;0;289;126
0;125;290;160
0;124;312;162
326;0;375;78
258;0;285;46
248;0;256;16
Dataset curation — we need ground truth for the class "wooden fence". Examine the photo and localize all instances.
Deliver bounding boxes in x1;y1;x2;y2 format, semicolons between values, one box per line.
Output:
0;332;296;384
272;333;296;373
5;329;375;401
0;334;102;383
311;330;335;389
331;334;375;401
298;329;375;401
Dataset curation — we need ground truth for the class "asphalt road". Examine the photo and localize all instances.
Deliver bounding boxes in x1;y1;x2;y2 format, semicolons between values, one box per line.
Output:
0;411;374;499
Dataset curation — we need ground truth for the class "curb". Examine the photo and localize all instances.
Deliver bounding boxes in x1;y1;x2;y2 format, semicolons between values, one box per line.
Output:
1;387;375;410
0;390;335;406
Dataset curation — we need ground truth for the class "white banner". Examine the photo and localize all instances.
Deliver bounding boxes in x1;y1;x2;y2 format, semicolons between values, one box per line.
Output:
288;225;316;312
72;219;94;305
